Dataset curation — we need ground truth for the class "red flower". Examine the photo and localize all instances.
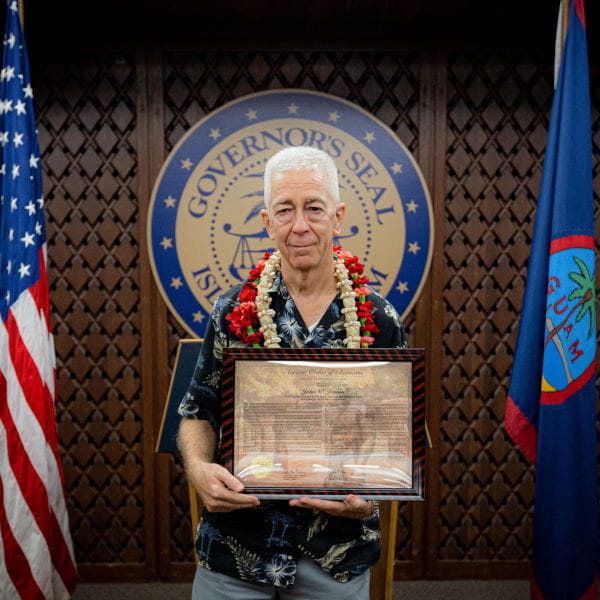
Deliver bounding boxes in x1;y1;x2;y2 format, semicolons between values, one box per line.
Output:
357;301;374;319
239;281;258;302
354;286;371;297
238;302;257;326
245;331;263;346
334;248;353;260
226;302;261;342
248;252;271;279
363;321;380;334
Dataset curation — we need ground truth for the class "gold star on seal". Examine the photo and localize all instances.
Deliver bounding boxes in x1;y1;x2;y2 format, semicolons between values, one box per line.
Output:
170;277;183;289
160;237;173;250
192;311;205;323
181;158;193;170
391;162;403;174
163;196;176;208
405;200;418;213
396;281;409;294
408;242;421;255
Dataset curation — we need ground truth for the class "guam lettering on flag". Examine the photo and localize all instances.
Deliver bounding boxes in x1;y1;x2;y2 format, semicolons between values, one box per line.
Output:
505;1;597;599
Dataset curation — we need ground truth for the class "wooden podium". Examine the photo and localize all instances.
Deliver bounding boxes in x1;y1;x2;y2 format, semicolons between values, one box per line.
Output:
157;339;398;600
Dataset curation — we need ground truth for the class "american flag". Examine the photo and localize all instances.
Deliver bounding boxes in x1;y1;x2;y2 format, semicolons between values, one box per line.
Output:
0;1;77;598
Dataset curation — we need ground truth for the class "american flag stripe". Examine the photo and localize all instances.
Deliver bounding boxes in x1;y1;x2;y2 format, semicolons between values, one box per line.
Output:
11;248;56;389
0;0;77;596
1;310;76;593
0;465;44;600
0;419;52;600
7;280;59;455
3;293;72;520
1;310;75;598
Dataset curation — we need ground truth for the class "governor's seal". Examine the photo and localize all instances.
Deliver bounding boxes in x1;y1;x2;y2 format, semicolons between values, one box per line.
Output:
148;89;434;338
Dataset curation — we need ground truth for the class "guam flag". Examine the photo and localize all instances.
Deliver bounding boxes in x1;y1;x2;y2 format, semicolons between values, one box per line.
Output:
504;1;597;598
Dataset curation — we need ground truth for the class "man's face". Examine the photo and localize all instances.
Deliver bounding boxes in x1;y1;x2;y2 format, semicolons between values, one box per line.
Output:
261;169;345;273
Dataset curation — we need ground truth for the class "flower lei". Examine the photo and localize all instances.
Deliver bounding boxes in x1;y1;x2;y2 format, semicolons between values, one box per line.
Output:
225;247;379;348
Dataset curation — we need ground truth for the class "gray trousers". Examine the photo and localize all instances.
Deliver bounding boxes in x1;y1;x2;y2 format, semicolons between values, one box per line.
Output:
191;557;370;600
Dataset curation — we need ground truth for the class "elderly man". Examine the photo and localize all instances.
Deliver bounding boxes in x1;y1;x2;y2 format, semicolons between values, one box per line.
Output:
178;146;407;599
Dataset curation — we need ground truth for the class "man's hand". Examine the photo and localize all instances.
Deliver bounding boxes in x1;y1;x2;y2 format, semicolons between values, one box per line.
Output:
178;418;259;513
187;459;260;513
289;494;374;520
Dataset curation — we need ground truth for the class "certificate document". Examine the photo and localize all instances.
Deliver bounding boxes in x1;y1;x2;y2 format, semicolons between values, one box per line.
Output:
221;348;425;500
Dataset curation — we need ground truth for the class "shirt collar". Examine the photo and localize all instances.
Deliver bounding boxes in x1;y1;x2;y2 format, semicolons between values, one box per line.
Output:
270;270;287;296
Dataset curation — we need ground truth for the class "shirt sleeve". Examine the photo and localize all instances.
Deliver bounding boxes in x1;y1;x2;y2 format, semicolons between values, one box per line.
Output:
369;290;408;349
177;299;225;434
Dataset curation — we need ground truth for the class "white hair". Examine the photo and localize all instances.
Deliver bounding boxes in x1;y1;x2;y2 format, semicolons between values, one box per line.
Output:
263;146;340;208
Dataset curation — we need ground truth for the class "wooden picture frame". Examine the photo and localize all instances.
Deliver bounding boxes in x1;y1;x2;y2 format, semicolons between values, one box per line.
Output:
221;347;425;501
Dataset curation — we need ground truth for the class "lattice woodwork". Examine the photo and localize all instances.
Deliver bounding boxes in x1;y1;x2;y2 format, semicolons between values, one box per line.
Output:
33;53;143;564
442;52;556;561
161;50;421;563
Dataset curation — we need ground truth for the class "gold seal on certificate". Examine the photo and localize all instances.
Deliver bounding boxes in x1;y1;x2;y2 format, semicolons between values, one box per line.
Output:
246;455;275;479
220;348;425;501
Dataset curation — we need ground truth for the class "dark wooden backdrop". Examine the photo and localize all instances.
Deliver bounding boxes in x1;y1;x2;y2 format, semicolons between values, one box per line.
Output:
26;33;600;582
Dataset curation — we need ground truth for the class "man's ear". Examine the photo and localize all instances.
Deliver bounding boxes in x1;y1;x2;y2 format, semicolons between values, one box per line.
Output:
261;209;275;240
333;202;346;236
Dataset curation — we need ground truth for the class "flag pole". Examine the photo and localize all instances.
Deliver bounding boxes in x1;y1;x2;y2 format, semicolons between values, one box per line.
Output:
18;0;24;29
554;0;571;86
560;0;570;45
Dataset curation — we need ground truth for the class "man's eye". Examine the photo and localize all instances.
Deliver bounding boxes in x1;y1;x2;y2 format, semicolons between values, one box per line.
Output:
307;206;324;218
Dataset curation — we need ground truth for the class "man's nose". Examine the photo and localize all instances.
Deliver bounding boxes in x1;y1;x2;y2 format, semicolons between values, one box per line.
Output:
291;210;309;232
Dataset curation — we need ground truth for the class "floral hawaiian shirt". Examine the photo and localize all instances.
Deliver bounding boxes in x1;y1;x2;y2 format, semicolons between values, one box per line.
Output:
178;271;407;588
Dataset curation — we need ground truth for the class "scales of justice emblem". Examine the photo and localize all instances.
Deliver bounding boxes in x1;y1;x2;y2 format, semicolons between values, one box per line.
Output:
147;89;434;339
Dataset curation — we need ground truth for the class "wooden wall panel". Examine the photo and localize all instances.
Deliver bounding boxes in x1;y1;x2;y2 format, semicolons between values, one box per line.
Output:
438;52;553;573
29;43;600;581
34;52;146;569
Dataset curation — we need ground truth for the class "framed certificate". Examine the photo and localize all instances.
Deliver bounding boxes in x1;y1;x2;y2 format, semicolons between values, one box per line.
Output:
221;347;425;500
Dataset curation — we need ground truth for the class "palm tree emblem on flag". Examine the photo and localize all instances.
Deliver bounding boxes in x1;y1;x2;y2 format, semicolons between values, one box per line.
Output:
542;239;595;399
